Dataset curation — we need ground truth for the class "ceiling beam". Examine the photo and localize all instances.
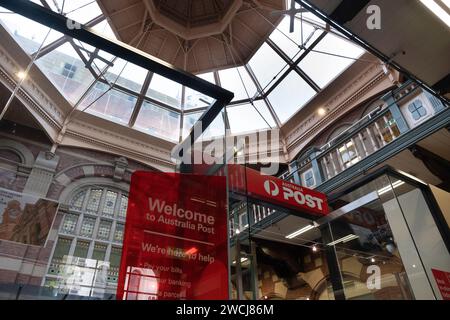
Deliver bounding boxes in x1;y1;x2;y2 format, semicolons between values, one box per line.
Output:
329;0;371;25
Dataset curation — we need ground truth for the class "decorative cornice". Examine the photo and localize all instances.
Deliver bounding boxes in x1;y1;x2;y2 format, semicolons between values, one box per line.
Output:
65;121;174;170
0;48;65;132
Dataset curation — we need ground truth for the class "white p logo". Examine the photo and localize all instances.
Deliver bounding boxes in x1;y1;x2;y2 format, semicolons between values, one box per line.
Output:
264;180;279;196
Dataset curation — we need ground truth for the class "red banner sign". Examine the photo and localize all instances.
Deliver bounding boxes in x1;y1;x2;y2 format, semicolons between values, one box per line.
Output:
431;268;450;300
228;165;329;216
117;172;228;300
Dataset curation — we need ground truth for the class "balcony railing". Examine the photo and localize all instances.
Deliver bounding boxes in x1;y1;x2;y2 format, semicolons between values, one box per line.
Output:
318;108;401;180
278;82;448;191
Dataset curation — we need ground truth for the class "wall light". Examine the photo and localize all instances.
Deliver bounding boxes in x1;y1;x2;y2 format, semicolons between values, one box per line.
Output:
17;71;27;80
317;108;327;116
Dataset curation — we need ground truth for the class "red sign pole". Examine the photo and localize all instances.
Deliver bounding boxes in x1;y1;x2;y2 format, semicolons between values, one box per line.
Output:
117;172;228;300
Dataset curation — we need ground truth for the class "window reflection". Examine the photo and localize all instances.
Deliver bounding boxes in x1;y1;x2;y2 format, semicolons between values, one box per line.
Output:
82;88;137;125
147;74;182;109
134;101;181;142
123;267;159;300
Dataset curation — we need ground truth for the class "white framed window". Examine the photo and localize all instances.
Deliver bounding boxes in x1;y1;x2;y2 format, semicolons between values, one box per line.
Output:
238;212;249;231
408;100;427;121
302;169;316;188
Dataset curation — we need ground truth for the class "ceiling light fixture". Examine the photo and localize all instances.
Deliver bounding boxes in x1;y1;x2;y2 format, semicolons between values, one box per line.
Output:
327;234;359;246
397;170;427;185
377;180;405;196
312;245;318;252
419;0;450;28
286;224;315;239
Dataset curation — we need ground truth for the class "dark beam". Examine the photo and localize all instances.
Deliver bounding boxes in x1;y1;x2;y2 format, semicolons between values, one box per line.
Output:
433;73;450;96
329;0;371;25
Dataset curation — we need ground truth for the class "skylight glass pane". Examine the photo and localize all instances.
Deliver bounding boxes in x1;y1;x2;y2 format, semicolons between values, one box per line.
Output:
269;16;320;59
134;101;180;142
105;58;148;93
71;39;111;75
268;71;316;123
147;73;182;109
182;112;225;140
299;33;364;88
91;19;117;40
35;42;95;105
227;101;275;134
248;42;287;90
218;67;257;101
184;87;215;110
301;12;327;28
50;0;102;23
0;11;64;55
197;72;215;84
182;112;201;139
81;86;136;125
201;112;225;140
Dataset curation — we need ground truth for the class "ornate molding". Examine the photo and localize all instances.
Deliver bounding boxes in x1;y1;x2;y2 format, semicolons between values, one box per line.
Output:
65;121;174;171
0;48;65;133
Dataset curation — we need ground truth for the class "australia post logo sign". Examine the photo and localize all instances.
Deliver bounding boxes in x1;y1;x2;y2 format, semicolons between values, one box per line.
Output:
234;166;329;216
116;172;228;300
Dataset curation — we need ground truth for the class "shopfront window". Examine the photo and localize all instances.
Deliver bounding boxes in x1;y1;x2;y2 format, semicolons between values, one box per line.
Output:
44;186;129;298
326;172;450;300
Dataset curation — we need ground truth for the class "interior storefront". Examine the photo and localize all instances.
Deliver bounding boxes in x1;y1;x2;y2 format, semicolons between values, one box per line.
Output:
0;0;449;301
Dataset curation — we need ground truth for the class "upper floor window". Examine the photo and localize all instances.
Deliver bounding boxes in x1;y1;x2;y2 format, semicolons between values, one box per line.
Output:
408;100;427;121
303;169;316;188
62;62;77;79
338;141;359;168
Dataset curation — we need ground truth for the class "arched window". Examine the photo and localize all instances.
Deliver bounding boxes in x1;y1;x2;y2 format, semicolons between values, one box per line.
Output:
45;186;129;298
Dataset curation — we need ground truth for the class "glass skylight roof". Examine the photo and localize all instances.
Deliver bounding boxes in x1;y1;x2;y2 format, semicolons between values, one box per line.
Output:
0;0;368;143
